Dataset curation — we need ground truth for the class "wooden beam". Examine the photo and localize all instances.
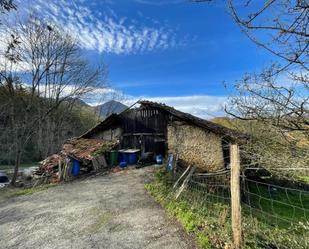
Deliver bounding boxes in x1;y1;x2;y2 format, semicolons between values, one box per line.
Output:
173;165;190;189
230;143;242;249
122;132;165;136
175;166;195;200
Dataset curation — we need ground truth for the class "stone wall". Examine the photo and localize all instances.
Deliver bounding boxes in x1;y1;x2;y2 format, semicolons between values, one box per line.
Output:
167;122;225;172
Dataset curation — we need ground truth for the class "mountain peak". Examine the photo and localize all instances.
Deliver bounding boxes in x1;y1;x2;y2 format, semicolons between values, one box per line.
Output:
95;100;128;118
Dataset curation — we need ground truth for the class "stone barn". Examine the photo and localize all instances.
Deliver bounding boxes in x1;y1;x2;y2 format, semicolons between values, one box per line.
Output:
81;100;243;172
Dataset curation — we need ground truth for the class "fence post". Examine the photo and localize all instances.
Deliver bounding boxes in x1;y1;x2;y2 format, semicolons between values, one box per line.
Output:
230;143;242;248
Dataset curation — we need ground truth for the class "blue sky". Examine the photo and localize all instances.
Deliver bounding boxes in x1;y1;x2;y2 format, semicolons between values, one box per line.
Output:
10;0;275;118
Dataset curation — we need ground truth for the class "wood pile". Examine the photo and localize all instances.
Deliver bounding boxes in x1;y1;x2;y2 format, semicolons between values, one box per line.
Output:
35;138;118;183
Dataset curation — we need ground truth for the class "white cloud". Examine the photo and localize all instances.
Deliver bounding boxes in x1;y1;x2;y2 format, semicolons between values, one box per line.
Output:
83;87;118;104
129;95;228;119
85;91;228;119
17;83;118;105
10;0;183;54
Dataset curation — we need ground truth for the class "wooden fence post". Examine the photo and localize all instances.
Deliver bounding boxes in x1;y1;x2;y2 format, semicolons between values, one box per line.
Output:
230;143;242;248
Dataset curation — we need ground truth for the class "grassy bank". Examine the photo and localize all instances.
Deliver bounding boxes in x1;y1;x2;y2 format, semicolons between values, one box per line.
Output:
145;169;232;249
145;168;309;249
0;183;56;200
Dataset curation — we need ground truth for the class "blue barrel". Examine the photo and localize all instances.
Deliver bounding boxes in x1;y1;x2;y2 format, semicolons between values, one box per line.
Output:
120;152;128;163
128;153;138;165
120;161;127;168
118;152;123;163
156;155;163;164
71;160;80;176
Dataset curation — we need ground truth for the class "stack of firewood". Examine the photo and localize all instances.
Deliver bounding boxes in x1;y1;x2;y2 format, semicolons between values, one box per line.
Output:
35;138;118;183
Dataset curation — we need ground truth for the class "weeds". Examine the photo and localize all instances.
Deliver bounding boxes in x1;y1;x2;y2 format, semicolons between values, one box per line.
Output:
145;169;232;249
299;176;309;185
0;183;56;199
197;232;211;249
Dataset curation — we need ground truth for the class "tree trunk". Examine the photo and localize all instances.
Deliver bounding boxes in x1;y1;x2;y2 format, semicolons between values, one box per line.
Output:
10;149;21;186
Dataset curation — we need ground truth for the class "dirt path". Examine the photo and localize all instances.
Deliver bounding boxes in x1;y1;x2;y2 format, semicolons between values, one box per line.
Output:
0;167;197;249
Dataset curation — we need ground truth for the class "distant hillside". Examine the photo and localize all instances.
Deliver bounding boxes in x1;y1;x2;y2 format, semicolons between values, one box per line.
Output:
65;98;128;119
211;117;237;129
72;98;90;107
95;100;128;118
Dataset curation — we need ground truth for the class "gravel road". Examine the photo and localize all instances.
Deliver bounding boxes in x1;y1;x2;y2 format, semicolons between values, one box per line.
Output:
0;167;197;249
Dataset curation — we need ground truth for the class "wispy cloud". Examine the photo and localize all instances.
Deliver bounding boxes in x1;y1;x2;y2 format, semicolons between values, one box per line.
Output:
11;0;183;54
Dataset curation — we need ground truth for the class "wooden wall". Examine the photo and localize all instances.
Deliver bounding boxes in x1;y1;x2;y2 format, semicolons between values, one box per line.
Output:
90;127;122;140
119;107;168;155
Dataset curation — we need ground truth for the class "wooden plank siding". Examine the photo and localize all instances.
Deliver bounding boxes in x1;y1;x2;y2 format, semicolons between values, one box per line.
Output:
119;107;169;155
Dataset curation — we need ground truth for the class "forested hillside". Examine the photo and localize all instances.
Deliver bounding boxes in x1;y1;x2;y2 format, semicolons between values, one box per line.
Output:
0;87;100;165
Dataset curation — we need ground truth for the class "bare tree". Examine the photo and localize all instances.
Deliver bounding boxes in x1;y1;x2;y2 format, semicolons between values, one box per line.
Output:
225;0;308;135
224;1;309;176
228;0;308;71
194;1;308;134
226;66;309;135
0;17;107;185
193;1;309;176
0;0;16;14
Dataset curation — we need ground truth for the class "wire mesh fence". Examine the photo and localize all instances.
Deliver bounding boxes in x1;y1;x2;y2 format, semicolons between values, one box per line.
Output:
167;164;309;249
169;167;234;248
241;176;309;249
242;177;309;224
188;170;231;205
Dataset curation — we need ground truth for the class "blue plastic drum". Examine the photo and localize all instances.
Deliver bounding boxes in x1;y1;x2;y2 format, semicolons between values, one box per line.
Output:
120;161;127;168
128;153;138;164
71;159;80;176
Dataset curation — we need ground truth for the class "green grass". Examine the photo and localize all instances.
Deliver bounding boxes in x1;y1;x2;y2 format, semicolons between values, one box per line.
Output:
145;169;233;249
299;176;309;184
146;168;309;249
197;232;211;249
245;181;309;227
0;183;56;199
